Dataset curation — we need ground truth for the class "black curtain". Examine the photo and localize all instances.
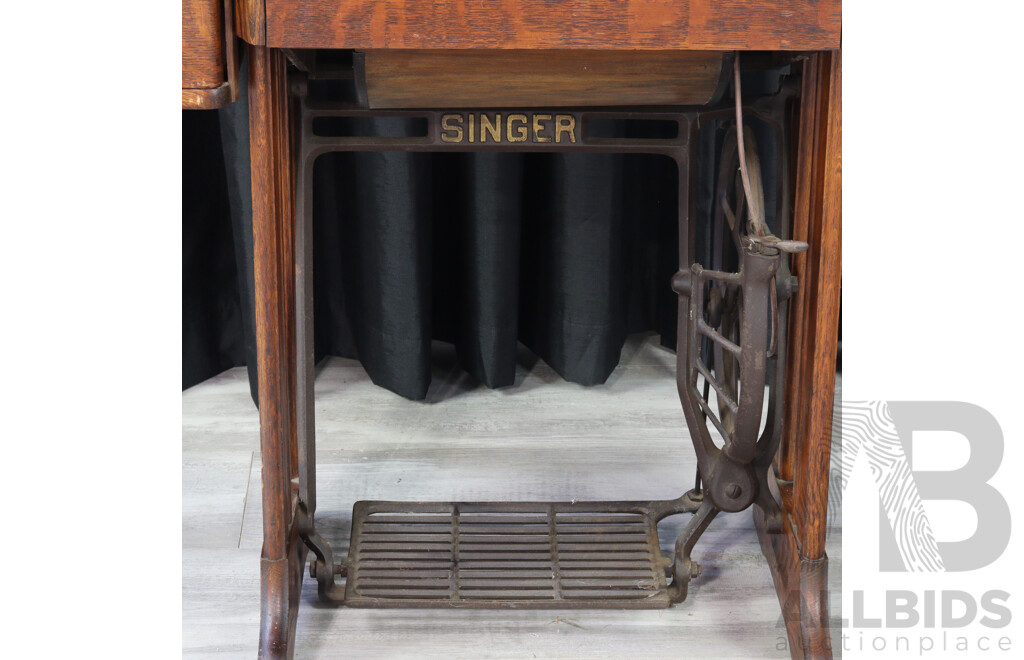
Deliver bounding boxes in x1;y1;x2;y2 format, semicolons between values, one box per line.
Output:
307;146;681;400
182;61;782;402
182;108;247;389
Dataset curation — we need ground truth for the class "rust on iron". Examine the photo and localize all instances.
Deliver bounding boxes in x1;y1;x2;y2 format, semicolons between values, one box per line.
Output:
342;499;704;608
288;54;806;609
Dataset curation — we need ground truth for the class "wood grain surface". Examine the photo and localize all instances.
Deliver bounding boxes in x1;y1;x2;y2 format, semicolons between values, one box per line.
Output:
261;0;842;50
182;83;236;110
248;43;305;658
183;0;225;89
794;50;840;561
778;51;841;564
182;0;240;109
236;0;266;45
778;57;819;484
360;49;725;108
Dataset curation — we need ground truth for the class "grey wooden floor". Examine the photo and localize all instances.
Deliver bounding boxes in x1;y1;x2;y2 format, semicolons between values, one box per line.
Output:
183;334;841;658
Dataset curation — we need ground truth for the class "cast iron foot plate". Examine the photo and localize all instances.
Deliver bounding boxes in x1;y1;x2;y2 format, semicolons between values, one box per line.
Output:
344;500;674;608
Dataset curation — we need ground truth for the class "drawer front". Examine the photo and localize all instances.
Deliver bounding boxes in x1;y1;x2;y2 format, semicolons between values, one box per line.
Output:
183;0;225;89
359;50;726;109
183;0;239;109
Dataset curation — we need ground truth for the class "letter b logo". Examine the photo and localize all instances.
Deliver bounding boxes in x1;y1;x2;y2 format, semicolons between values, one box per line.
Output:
842;401;1010;572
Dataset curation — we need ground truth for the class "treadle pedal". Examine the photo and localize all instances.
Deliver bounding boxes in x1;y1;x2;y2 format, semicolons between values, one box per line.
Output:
344;500;673;609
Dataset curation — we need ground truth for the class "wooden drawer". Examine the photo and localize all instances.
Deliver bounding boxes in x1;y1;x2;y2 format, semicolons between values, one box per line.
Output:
357;49;727;108
183;0;239;109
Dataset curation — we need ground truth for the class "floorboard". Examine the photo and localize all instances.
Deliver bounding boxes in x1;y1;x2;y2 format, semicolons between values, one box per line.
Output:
183;334;842;658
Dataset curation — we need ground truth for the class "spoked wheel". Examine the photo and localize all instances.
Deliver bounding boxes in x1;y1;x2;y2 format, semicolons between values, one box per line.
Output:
707;127;766;441
669;62;808;601
670;124;780;599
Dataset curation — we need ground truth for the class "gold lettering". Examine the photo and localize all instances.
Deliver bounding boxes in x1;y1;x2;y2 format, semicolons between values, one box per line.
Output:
441;114;464;143
444;112;576;144
507;114;528;142
532;114;552;142
480;113;501;143
555;115;576;143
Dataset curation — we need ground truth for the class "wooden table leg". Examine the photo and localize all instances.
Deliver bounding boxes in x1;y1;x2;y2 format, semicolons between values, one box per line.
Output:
758;48;841;660
249;43;305;660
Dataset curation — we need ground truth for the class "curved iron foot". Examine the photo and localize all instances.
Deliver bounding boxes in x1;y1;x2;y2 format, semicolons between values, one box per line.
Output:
297;506;347;604
668;495;720;603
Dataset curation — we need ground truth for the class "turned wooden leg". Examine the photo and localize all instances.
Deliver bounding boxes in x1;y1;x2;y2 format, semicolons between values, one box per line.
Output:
759;48;841;660
249;43;306;660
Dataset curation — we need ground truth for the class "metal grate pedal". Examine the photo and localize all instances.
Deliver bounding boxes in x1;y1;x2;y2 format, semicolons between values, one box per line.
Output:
344;500;673;608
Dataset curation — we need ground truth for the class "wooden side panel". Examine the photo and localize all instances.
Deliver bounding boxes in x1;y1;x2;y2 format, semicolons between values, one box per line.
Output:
251;41;294;575
249;43;304;658
266;0;842;51
361;50;724;108
794;50;841;561
779;51;841;563
779;57;822;483
183;0;226;89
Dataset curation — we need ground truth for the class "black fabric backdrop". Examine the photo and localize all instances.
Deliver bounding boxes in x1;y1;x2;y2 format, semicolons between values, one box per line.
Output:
183;62;784;403
182;109;247;389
